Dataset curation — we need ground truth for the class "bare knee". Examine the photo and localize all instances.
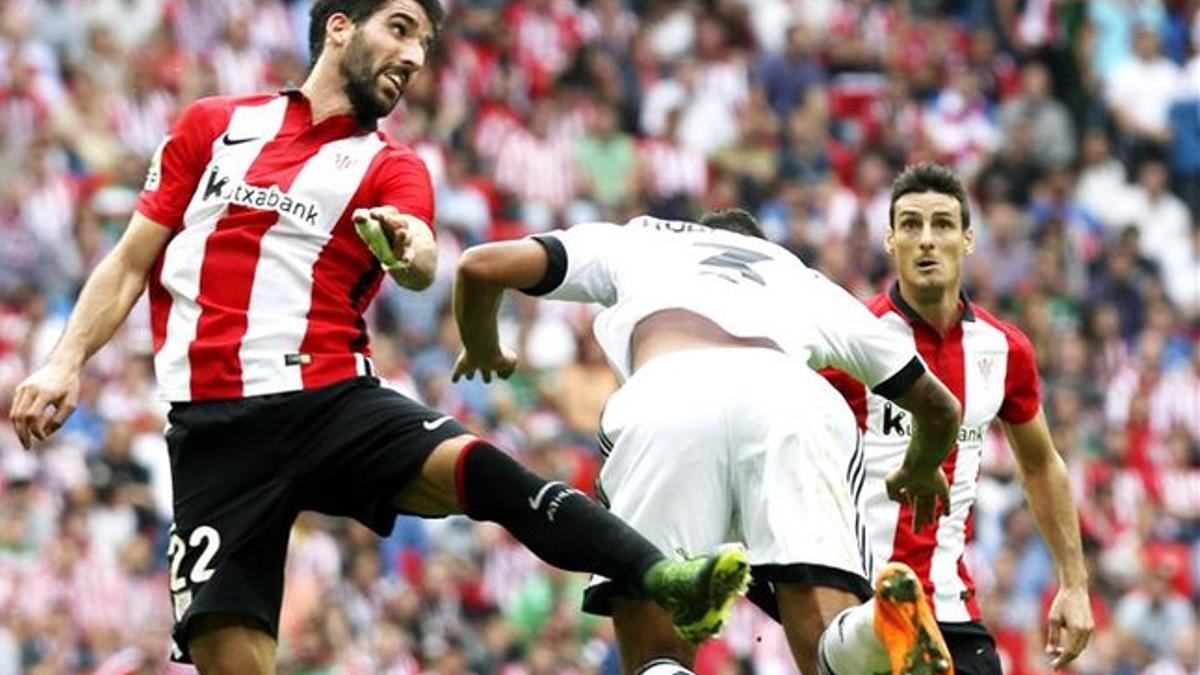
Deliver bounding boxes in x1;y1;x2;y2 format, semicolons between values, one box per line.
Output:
189;614;276;675
392;434;476;516
612;597;696;672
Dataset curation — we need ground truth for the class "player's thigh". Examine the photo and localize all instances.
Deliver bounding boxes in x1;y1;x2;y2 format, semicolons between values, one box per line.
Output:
610;596;696;672
189;613;277;675
944;629;1004;675
294;378;472;530
165;402;298;666
581;364;735;618
731;364;868;578
597;370;734;557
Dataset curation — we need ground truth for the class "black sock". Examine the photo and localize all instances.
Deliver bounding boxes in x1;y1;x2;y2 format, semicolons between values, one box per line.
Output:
455;441;664;589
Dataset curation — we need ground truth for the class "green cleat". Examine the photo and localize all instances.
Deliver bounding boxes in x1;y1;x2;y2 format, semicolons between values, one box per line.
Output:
643;544;752;643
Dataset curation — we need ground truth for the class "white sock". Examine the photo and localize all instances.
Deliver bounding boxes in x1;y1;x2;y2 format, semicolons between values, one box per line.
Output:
635;658;695;675
818;601;889;675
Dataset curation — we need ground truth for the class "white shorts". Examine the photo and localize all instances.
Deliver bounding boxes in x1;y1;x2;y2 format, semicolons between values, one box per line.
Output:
584;347;872;615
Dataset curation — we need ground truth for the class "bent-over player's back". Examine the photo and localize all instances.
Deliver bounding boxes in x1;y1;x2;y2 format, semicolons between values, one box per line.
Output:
529;216;922;393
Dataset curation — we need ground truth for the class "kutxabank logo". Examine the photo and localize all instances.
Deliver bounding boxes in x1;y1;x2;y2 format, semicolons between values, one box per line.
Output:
203;168;321;225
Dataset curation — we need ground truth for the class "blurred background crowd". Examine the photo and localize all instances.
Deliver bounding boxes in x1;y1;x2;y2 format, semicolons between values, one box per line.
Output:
0;0;1198;673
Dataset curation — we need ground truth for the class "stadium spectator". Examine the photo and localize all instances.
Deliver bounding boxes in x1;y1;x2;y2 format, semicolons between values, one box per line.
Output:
0;0;1198;671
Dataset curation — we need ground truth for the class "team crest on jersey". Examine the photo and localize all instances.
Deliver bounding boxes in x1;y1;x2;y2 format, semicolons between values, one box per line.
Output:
976;357;994;380
202;167;321;225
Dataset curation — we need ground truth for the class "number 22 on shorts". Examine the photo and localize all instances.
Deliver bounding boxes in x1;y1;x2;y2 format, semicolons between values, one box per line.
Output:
167;524;221;620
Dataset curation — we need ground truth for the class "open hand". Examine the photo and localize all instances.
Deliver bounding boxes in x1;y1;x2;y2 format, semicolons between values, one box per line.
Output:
452;347;518;383
885;464;950;531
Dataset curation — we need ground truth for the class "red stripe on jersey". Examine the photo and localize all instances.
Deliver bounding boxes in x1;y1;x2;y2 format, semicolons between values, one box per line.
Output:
298;142;430;387
820;367;868;428
298;180;383;388
961;509;981;618
148;252;171;353
976;306;1041;425
188;100;311;400
890;321;967;607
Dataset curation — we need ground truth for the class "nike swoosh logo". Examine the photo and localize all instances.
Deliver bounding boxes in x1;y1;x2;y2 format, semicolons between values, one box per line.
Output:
422;415;454;431
528;481;565;510
222;133;259;146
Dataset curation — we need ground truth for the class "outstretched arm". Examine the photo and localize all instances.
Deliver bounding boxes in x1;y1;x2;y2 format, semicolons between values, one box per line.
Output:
886;370;962;529
9;211;172;448
452;239;550;382
354;206;438;291
1004;410;1094;668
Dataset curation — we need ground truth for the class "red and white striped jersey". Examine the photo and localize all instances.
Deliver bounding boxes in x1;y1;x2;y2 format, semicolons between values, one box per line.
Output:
823;283;1041;623
136;90;435;402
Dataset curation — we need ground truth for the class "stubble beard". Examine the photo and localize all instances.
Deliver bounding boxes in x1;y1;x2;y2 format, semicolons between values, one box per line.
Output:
339;31;398;127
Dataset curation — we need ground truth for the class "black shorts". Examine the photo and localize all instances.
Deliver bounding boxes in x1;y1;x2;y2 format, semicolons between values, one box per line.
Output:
164;376;467;663
941;622;1003;675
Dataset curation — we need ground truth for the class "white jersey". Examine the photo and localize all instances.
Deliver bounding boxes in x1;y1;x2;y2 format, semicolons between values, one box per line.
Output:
522;217;925;394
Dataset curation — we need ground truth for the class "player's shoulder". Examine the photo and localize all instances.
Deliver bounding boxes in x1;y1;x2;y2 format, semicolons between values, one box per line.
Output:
867;291;892;315
374;130;422;158
971;303;1036;356
369;131;430;172
173;93;275;137
180;93;275;119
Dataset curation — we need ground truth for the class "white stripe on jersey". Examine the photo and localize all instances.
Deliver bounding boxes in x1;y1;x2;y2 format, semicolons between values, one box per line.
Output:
861;313;914;568
238;134;386;396
155;96;289;401
929;320;1008;620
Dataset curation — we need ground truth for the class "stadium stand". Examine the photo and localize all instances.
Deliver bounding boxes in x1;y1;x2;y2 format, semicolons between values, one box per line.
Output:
0;0;1197;673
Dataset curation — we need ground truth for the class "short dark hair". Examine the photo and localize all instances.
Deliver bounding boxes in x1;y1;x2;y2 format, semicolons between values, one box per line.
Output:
308;0;445;65
699;209;765;239
888;162;970;230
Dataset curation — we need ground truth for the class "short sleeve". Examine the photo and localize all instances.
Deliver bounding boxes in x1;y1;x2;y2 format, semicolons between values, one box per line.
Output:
807;273;925;396
998;324;1041;424
136;99;223;230
370;148;436;235
519;222;621;305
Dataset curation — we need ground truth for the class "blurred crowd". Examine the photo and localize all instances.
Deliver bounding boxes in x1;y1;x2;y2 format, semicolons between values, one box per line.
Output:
0;0;1198;673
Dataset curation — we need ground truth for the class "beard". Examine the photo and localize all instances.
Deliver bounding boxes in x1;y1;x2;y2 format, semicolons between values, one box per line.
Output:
339;30;399;127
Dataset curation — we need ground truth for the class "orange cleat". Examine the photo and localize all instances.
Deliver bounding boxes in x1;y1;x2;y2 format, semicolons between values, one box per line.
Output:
873;562;954;675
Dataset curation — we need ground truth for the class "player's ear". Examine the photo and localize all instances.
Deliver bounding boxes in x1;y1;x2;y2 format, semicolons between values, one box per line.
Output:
326;12;354;49
884;226;896;256
963;225;975;256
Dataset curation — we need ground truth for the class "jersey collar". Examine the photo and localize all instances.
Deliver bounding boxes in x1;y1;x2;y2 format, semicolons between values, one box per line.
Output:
887;281;976;330
280;88;379;133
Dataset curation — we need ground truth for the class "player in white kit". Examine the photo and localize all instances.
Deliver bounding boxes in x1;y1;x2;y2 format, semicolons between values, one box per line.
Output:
452;210;965;675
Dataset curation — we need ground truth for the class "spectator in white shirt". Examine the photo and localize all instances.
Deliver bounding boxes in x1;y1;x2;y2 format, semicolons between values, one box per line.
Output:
1125;159;1191;268
1107;25;1181;159
1075;128;1136;230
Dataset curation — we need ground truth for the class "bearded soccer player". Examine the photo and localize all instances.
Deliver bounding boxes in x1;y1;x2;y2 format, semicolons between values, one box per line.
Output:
6;2;748;672
821;163;1095;674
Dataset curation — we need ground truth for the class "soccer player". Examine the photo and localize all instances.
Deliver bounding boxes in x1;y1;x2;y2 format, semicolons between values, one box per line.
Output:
822;163;1095;674
452;210;965;675
6;2;749;672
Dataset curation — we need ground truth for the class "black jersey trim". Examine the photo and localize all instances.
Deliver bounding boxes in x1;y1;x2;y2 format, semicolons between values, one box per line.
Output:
871;355;926;400
520;235;567;297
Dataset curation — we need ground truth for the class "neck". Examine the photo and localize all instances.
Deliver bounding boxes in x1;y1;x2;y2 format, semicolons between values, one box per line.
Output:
899;280;961;333
300;64;354;125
